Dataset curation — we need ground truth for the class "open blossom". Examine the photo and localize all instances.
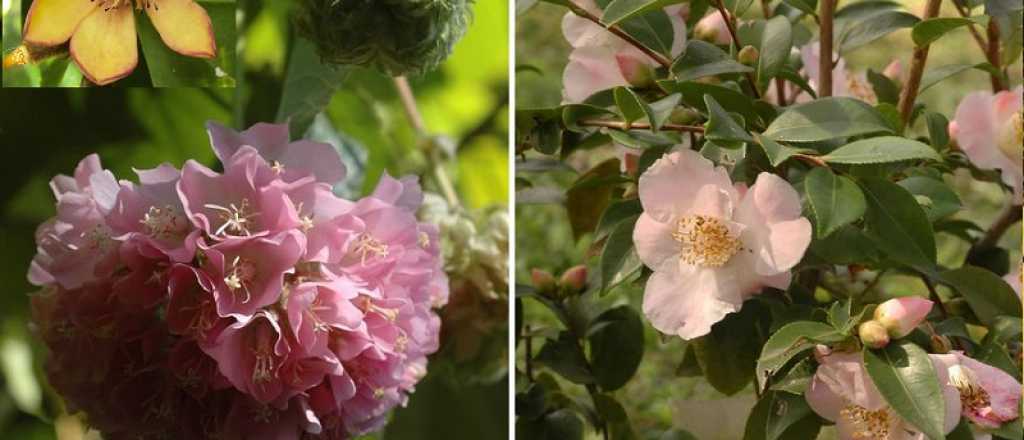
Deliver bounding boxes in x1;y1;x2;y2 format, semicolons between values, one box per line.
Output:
933;352;1021;430
632;149;811;339
22;0;216;85
27;121;449;439
561;0;686;103
806;348;962;439
949;86;1023;203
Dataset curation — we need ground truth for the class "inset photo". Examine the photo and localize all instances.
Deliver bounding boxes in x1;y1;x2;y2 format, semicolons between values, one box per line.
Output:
2;0;235;87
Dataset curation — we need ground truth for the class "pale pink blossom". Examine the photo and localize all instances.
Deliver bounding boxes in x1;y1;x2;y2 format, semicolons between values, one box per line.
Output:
207;121;346;184
874;296;934;338
806;348;962;439
950;86;1024;203
798;43;876;104
633;149;811;339
561;0;686;103
933;352;1021;429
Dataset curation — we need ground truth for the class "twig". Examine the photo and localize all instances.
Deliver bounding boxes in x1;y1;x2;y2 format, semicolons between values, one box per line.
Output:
392;77;461;208
897;0;943;131
986;21;1007;92
564;2;673;69
524;324;534;382
578;119;705;133
458;89;509;151
920;275;949;319
967;203;1023;261
818;0;836;97
711;0;762;99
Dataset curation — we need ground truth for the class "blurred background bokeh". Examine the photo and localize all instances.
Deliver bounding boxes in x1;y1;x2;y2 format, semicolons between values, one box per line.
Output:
0;0;509;438
515;1;1021;439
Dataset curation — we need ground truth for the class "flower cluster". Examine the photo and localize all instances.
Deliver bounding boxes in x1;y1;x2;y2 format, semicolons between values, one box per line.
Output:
28;122;448;439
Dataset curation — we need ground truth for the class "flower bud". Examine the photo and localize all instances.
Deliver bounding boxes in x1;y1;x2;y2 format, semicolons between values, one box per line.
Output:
883;59;904;85
738;45;759;65
859;320;891;349
930;334;952;354
873;297;933;338
615;53;656;88
559;265;588;292
694;11;731;45
531;269;556;293
669;108;701;125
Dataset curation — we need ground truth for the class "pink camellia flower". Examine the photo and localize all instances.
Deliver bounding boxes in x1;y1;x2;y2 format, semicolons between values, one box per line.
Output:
632;149;811;339
561;0;686;103
207;121;346;184
873;296;934;338
950;86;1023;203
806;348;962;439
693;10;731;45
933;352;1022;429
798;43;876;103
28;154;120;289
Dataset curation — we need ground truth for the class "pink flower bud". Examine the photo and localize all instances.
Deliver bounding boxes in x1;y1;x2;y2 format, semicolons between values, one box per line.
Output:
531;268;556;292
883;60;903;85
738;45;759;65
559;265;588;292
615;53;656;88
694;11;731;45
873;297;933;338
859;320;891;349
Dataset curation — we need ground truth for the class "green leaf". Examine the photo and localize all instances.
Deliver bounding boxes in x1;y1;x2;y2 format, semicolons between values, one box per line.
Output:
782;0;818;16
672;40;754;81
863;341;947;440
770;357;817;395
704;95;753;148
563;104;617;132
647;93;683;131
938;266;1023;326
859;178;936;268
614;87;649;126
838;11;920;53
566;159;622;240
925;112;950;149
535;332;594;384
593;394;638;440
912;17;985;47
615;7;678;56
516;408;585;440
920;62;998;92
589;306;645;391
596;199;643;239
137;1;236;87
805;168;867;238
745;391;822;440
756;321;843;390
756;16;793;91
694;302;765;395
866;69;901;105
821;137;941;164
897;176;961;222
662;80;767;127
763;97;893;142
755;134;812;167
602;0;676;25
600;216;641;293
276;38;348;138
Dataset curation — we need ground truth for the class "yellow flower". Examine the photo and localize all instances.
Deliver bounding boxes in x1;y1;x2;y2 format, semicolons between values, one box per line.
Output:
22;0;217;85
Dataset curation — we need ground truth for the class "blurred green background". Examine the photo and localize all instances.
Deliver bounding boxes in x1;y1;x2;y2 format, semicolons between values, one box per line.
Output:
515;1;1021;439
0;0;509;438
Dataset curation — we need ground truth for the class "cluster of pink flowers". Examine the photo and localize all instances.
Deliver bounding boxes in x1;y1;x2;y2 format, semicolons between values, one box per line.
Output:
28;122;448;439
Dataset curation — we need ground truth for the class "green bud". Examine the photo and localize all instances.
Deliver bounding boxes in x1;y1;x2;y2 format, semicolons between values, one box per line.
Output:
738;45;759;65
858;320;891;349
668;108;701;125
295;0;474;76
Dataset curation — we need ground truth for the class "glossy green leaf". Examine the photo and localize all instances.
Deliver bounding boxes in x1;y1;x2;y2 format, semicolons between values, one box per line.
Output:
860;178;936;268
897;177;961;222
276;38;348;138
704;94;753;148
838;11;919;53
925;112;950;149
672;40;754;81
694;303;765;395
821;137;941;164
602;0;676;25
919;62;998;92
599;216;641;293
755;134;812;167
647;93;683;131
763;97;892;142
912;17;985;47
756;321;843;390
662;80;766;126
756;16;793;90
938;266;1023;326
863;341;946;440
614;87;648;126
535;332;594;384
589;306;645;391
593;394;638;440
805;168;867;238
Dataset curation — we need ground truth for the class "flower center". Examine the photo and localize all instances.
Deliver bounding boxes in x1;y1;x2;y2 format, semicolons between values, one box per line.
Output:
205;198;259;237
99;0;160;11
671;215;741;267
250;323;277;385
997;111;1023;164
140;205;187;239
841;405;895;439
224;256;257;303
353;233;389;265
949;365;992;412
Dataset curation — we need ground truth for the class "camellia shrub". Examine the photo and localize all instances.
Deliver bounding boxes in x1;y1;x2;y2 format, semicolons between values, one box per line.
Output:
515;1;1022;439
27;121;449;439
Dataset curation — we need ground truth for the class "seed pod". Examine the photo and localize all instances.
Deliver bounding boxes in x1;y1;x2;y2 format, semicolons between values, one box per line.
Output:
295;0;474;76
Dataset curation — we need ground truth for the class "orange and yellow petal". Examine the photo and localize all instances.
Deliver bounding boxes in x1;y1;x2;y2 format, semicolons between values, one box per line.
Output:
145;0;217;59
70;6;138;86
23;0;98;47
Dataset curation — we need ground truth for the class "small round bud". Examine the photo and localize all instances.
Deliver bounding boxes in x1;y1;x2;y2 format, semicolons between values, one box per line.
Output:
615;53;656;88
559;265;588;292
874;297;933;338
738;45;759;65
669;108;701;125
859;320;891;349
531;269;556;293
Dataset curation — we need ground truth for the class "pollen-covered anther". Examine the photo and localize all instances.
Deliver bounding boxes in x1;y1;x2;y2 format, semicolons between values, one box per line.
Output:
418;231;430;248
140;205;186;239
205;198;260;236
270;160;285;175
949;365;992;411
841;405;893;439
224;256;257;303
671;215;741;267
353;233;389;264
998;111;1023;162
250;329;277;385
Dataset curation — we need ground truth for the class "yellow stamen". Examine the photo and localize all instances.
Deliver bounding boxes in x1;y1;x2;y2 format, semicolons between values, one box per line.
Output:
841;405;894;439
672;215;741;267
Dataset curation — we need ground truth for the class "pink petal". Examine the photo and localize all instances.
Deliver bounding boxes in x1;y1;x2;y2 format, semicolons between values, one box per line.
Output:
638;149;736;223
641;264;744;339
563;45;628;103
632;213;680;272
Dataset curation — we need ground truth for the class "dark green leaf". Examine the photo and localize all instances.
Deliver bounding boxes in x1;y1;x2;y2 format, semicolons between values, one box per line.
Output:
600;216;642;293
805;168;867;238
596;199;644;239
920;62;998;92
662;80;766;126
769;357;817;395
602;0;676;26
593;394;637;440
763;97;893;142
563;104;618;132
566;159;621;240
897;177;961;222
938;266;1023;326
694;302;765;395
838;11;920;53
756;321;843;390
535;332;594;384
276;38;348;138
867;69;901;105
863;341;947;440
614;87;648;126
647;93;683;131
704;95;753;148
860;178;936;268
757;16;793;90
589;306;645;391
756;134;812;167
822;137;940;164
924;113;950;149
672;40;754;81
912;17;984;47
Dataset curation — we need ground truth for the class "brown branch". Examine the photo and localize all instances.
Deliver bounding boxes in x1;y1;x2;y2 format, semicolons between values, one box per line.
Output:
967;203;1023;261
578;119;705;133
565;2;673;69
921;274;950;319
711;0;762;99
986;21;1007;92
819;0;836;97
898;0;943;131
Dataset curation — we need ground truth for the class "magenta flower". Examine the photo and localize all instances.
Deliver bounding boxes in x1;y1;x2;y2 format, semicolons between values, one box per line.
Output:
106;163;199;263
874;296;934;338
805;348;962;439
933;352;1022;429
207;121;347;184
561;0;686;103
632;149;811;339
203;311;291;404
949;86;1023;203
200;231;306;319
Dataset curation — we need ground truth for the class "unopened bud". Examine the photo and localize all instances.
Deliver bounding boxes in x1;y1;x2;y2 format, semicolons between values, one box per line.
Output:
738;45;759;65
859;320;891;349
669;108;701;125
615;53;656;88
694;11;731;45
883;59;904;85
930;334;953;354
531;269;556;293
874;297;933;338
559;265;588;292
